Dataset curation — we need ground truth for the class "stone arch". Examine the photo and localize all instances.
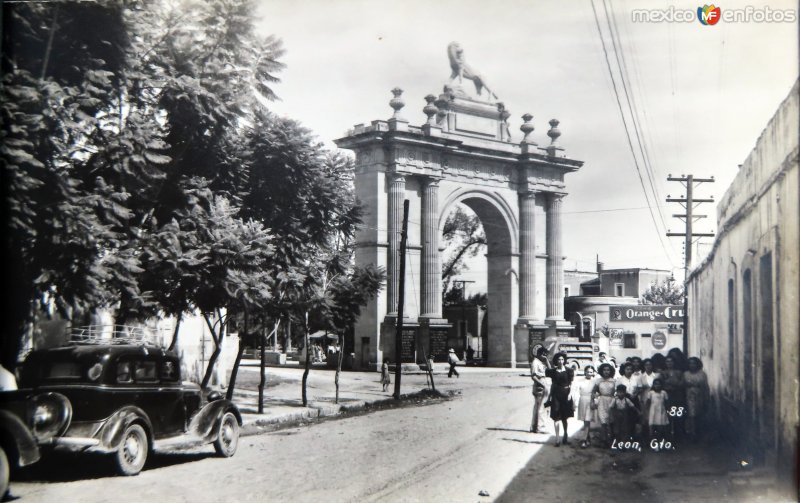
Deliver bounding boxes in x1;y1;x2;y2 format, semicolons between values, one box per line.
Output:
439;187;519;366
439;187;518;255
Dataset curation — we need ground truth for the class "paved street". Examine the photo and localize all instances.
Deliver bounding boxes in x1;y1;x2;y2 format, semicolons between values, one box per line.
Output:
5;368;784;502
8;369;564;502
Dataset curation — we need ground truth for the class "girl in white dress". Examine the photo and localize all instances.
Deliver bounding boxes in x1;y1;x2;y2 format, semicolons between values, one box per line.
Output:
639;359;661;429
575;365;597;448
646;378;670;440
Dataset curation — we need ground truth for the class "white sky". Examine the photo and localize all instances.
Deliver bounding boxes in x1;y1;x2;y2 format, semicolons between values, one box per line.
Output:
254;0;798;295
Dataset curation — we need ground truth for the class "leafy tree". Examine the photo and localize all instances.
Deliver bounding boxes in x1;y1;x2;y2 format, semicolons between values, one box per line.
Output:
641;277;685;305
1;1;166;368
441;205;486;300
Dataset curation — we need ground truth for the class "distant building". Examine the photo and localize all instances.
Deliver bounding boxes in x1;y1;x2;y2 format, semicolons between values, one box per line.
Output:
565;263;680;361
442;304;487;362
686;80;798;486
564;268;597;298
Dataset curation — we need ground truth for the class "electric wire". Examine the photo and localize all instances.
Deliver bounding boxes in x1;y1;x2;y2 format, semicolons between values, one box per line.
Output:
604;0;670;236
590;0;676;269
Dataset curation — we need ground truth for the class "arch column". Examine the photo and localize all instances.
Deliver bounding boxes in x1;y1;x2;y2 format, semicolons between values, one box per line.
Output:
386;173;405;316
546;193;566;321
518;190;538;322
420;177;441;318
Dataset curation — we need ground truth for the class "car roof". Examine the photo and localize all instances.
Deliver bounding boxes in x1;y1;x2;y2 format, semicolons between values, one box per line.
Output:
25;344;178;363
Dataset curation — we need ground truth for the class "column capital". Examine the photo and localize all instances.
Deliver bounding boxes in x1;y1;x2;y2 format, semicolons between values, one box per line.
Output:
421;176;442;187
518;189;540;199
547;191;567;203
388;172;407;184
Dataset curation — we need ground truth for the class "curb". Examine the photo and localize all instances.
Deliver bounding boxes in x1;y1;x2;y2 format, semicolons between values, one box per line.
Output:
239;391;450;436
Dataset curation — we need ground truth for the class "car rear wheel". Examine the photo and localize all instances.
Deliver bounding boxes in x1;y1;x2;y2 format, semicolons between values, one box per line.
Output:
0;447;9;499
213;412;239;458
115;424;148;476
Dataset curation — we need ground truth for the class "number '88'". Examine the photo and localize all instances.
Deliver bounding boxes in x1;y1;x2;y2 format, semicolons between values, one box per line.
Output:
668;406;685;417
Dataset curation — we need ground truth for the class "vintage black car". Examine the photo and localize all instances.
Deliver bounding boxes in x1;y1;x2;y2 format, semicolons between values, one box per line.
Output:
0;343;241;476
1;407;41;497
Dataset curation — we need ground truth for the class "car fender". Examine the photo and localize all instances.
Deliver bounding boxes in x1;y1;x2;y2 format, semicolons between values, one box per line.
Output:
97;406;152;452
0;410;40;467
189;400;242;443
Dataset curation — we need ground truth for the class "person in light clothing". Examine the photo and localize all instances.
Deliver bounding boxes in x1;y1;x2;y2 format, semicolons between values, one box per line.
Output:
447;348;460;378
529;346;551;433
575;365;597;447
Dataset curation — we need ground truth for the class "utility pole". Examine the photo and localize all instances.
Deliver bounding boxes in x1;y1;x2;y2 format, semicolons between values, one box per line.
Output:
666;174;716;278
666;174;715;354
452;279;475;358
393;200;409;399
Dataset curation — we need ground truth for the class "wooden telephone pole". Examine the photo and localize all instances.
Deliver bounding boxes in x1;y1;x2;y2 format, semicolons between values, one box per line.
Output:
393;200;409;399
666;174;716;277
666;174;715;353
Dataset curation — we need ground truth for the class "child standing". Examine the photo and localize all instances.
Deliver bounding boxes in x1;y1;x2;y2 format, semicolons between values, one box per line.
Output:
646;378;670;441
609;384;639;442
381;360;391;392
575;365;597;448
592;363;617;447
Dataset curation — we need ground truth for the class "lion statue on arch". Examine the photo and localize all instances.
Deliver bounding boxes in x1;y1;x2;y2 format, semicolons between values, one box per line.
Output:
447;42;497;100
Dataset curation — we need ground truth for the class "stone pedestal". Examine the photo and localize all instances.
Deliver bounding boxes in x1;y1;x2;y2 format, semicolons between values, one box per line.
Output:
380;317;420;371
418;317;451;364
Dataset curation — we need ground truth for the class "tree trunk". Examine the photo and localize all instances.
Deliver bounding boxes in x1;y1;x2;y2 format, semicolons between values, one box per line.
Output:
257;320;281;413
258;330;266;414
200;313;223;389
168;312;182;351
335;333;344;404
301;312;310;407
226;308;247;401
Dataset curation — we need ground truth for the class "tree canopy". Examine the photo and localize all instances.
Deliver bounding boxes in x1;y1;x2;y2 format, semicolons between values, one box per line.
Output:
1;0;381;371
641;277;685;305
440;205;486;301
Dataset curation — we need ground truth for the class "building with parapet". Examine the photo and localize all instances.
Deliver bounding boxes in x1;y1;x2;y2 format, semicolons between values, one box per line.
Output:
685;80;798;489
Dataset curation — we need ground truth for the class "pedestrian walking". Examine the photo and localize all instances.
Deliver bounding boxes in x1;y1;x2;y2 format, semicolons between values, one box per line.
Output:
529;346;551;433
381;360;391;392
447;348;460;378
545;352;574;446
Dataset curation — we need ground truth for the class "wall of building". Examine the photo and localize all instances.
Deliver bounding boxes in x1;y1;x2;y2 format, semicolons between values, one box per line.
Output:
564;269;597;298
598;269;670;297
564;296;682;362
686;80;798;483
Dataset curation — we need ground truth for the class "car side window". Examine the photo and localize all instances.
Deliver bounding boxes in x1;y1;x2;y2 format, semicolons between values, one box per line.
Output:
117;361;133;383
161;360;179;382
134;360;158;382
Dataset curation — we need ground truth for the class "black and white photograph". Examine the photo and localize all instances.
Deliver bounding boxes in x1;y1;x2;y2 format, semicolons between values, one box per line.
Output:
1;0;798;501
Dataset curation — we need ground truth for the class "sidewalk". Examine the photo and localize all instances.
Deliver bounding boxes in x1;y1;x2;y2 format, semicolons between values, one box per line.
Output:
228;360;523;435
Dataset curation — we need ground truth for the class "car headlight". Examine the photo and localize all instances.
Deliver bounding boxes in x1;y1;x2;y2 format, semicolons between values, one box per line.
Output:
29;392;72;440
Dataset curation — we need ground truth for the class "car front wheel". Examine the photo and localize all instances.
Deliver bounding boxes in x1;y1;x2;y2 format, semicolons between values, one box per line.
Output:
0;446;9;499
213;412;239;458
115;423;148;476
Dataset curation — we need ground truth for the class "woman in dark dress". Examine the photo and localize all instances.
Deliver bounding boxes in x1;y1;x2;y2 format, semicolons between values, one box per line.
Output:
546;352;575;446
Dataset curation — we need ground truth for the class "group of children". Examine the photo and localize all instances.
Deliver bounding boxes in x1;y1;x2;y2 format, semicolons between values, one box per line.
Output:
571;349;709;448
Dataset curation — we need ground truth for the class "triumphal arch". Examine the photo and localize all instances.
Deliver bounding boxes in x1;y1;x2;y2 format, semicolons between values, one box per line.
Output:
335;43;584;369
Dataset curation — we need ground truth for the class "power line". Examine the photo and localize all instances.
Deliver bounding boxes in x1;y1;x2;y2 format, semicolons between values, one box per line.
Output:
604;0;669;234
590;0;676;269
